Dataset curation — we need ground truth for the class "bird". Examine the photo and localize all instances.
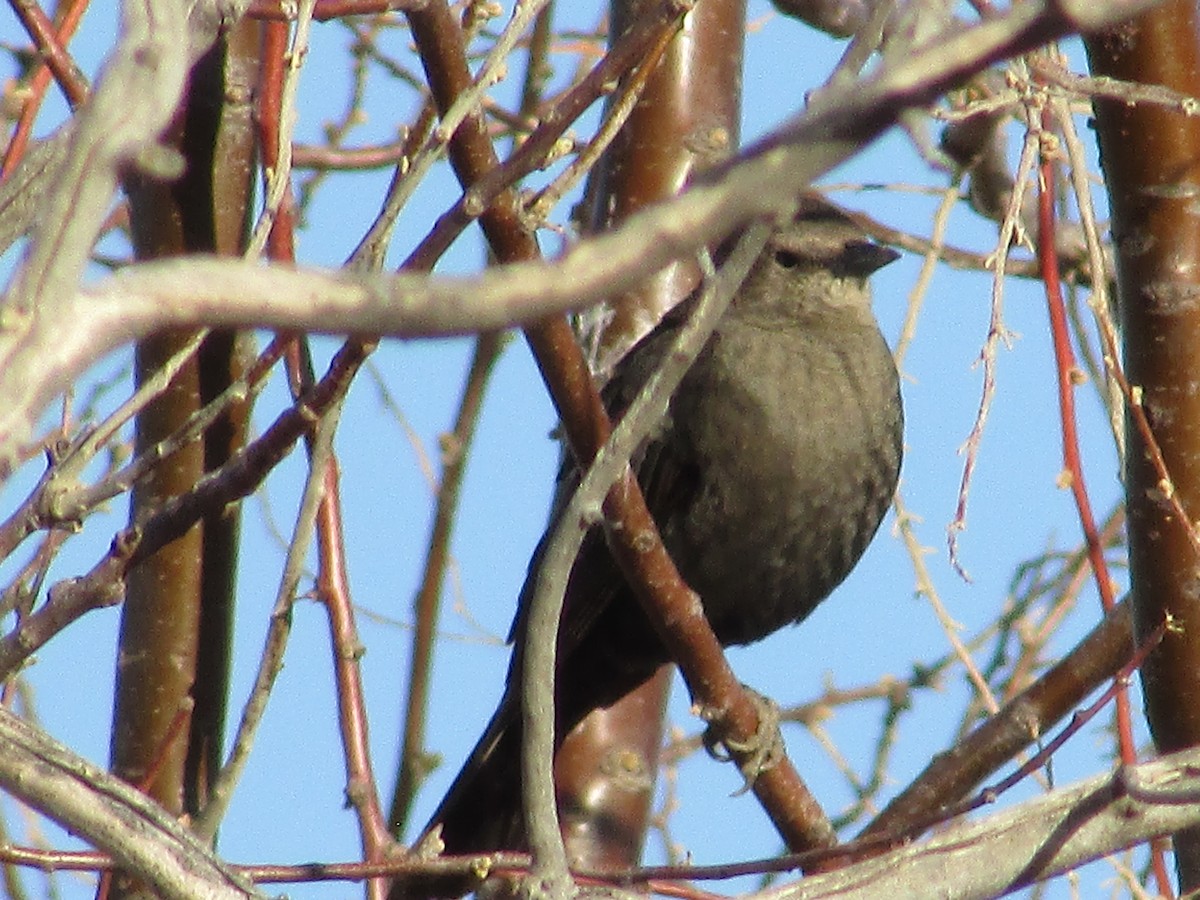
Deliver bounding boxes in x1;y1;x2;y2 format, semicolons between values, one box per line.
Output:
413;196;903;870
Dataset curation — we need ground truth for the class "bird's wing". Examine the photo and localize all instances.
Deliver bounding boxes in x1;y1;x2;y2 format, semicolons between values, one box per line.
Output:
507;307;705;678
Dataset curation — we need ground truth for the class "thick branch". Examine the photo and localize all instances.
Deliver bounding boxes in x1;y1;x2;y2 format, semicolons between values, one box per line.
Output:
0;0;1158;471
656;748;1200;900
1085;0;1200;887
0;707;261;900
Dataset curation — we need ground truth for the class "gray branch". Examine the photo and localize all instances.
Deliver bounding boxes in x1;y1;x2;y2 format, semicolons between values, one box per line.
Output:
0;0;1160;472
0;707;262;900
762;747;1200;899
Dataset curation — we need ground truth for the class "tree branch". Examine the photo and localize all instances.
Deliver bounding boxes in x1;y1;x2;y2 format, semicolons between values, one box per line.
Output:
0;706;261;900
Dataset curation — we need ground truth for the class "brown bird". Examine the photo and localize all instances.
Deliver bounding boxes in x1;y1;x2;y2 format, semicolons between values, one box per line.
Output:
415;197;902;866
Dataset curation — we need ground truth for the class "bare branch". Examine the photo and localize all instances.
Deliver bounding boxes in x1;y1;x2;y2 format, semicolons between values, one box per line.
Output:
615;748;1200;899
0;707;262;900
0;0;1157;472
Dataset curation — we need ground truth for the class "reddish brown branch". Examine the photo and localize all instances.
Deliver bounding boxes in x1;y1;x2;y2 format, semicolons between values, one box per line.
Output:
315;463;392;895
291;141;409;170
7;0;89;108
862;599;1135;840
1086;2;1200;888
1034;105;1136;768
404;0;689;270
258;20;298;264
554;0;762;872
2;0;89;177
402;0;833;865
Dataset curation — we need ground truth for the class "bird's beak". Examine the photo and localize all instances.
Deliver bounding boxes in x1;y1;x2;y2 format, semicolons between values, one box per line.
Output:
844;241;901;275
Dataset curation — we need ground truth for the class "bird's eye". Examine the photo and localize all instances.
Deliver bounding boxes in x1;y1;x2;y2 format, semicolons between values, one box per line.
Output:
773;249;804;269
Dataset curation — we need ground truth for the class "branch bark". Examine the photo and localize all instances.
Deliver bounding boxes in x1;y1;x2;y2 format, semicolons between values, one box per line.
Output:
0;707;261;900
0;0;1160;471
1084;1;1200;888
623;748;1200;900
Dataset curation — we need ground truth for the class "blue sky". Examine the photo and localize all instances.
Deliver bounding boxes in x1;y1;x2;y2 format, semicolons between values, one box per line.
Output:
0;4;1143;897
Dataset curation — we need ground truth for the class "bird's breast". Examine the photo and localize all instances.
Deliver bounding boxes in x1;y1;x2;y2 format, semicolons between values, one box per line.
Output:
664;320;902;645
